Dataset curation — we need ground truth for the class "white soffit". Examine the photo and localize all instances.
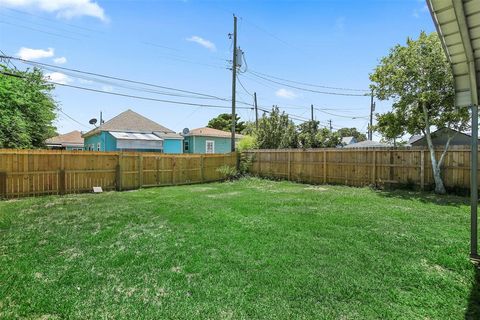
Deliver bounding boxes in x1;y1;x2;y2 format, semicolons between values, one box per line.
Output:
427;0;480;107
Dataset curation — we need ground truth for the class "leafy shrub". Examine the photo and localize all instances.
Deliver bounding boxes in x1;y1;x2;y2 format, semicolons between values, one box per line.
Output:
237;135;257;152
216;165;239;181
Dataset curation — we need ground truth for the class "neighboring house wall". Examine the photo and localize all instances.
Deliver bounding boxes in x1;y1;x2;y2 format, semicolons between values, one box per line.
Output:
164;139;183;154
184;136;234;154
85;131;183;153
84;132;116;151
65;145;84;151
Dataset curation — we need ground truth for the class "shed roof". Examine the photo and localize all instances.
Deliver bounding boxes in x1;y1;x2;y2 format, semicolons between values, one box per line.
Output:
427;0;480;107
343;140;391;149
185;127;244;139
45;130;84;146
82;109;175;138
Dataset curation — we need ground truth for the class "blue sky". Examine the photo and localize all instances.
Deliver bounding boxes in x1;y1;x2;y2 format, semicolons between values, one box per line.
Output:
0;0;435;139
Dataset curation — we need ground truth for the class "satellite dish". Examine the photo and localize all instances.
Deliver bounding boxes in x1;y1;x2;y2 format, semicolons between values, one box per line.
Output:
89;118;98;126
182;128;190;135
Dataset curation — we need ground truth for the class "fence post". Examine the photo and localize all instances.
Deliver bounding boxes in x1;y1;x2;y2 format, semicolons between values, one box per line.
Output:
156;156;160;186
372;150;376;186
138;155;143;188
287;151;292;181
258;151;261;176
59;169;66;195
323;150;327;184
116;153;122;191
172;157;176;185
200;155;205;182
420;150;425;190
389;150;394;183
0;172;7;199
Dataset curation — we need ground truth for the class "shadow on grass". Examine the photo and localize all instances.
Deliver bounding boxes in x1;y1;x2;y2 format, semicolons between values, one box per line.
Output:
466;263;480;319
374;188;469;208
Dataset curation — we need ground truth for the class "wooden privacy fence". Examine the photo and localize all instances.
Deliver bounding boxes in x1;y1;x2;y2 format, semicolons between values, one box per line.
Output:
0;150;237;198
244;147;477;190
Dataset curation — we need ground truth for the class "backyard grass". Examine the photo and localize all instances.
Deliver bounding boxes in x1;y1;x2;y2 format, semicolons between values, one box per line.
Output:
0;178;478;319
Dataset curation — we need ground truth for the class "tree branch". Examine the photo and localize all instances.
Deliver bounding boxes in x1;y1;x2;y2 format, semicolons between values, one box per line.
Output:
438;135;453;169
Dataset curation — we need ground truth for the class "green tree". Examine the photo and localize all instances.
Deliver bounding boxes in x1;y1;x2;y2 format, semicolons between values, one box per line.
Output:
207;113;245;133
255;106;298;149
370;31;469;194
374;111;406;147
316;128;342;148
336;127;367;142
298;120;321;148
0;65;57;149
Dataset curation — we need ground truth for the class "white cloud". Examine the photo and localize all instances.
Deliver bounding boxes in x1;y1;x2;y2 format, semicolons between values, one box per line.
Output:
101;85;114;92
0;0;108;22
17;47;54;60
275;88;297;100
78;78;93;84
186;36;216;51
44;72;72;84
53;56;67;64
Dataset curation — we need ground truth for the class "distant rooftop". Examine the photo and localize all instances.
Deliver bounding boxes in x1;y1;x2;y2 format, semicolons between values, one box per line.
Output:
83;109;176;138
343;140;391;148
184;127;244;139
46;130;84;147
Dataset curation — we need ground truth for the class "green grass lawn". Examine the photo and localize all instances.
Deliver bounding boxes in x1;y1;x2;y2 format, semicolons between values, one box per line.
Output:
0;178;478;319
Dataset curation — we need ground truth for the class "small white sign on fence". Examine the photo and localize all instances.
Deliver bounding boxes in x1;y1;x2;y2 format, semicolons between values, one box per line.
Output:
93;186;103;193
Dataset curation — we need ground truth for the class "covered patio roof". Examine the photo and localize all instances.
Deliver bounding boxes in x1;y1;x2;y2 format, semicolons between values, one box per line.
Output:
427;0;480;260
427;0;480;107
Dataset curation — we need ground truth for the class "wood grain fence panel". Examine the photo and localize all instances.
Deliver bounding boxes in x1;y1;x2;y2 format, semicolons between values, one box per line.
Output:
244;148;480;191
0;150;237;198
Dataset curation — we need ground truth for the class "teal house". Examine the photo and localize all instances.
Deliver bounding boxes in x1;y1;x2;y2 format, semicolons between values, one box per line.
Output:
82;110;183;153
182;127;242;154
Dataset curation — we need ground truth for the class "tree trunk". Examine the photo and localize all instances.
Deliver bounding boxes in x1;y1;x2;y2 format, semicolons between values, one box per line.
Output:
422;102;446;194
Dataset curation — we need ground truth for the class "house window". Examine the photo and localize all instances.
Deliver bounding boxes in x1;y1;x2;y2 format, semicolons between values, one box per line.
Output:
97;143;101;151
184;140;189;152
205;140;215;154
89;144;94;151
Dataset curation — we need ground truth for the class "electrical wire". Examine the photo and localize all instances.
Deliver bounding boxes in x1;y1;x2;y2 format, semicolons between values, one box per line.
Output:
247;71;368;97
237;75;253;97
248;69;369;92
58;109;90;129
0;21;80;40
0;71;253;110
4;56;232;101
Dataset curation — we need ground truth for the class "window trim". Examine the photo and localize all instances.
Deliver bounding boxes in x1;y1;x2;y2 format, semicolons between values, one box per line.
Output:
184;140;189;152
205;140;215;154
97;142;101;151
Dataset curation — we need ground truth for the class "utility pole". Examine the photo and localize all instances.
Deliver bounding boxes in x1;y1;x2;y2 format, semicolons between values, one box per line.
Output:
254;92;258;130
230;15;238;152
328;119;332;132
369;90;375;140
311;104;314;122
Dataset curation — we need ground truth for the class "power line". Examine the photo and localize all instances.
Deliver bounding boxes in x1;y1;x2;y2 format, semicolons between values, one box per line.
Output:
0;49;17;70
237;75;253;97
4;56;232;101
58;109;90;129
248;69;369;92
0;12;89;38
0;70;254;110
246;71;368;97
0;20;80;40
314;108;369;119
3;7;103;33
